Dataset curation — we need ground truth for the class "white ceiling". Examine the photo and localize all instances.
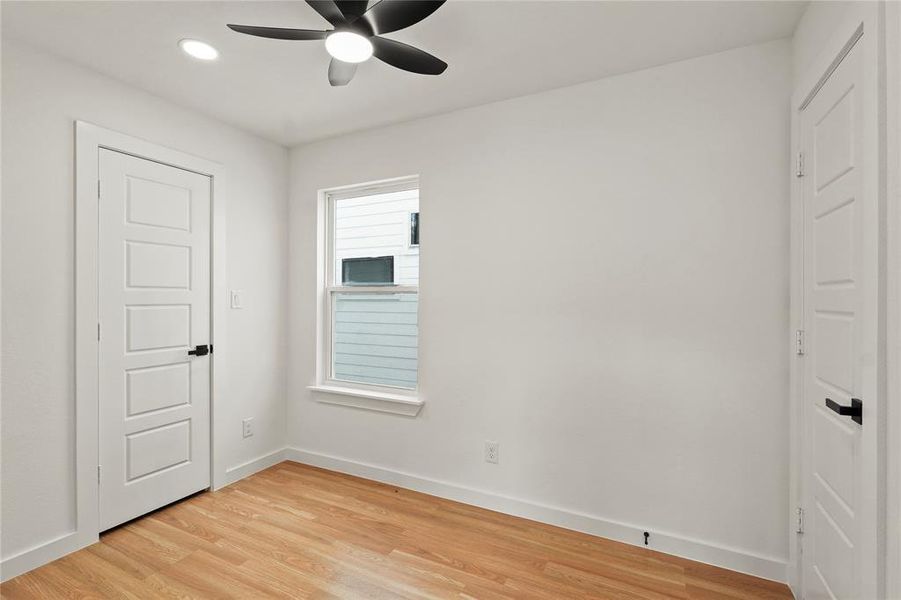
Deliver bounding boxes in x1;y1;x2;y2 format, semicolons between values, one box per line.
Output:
2;1;806;146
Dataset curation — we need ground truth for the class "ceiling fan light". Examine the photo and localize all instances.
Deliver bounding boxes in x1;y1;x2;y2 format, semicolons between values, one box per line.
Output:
179;39;219;61
325;31;373;63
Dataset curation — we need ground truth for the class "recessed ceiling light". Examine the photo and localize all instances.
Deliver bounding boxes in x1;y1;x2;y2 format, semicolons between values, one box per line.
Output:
324;31;373;64
179;39;219;61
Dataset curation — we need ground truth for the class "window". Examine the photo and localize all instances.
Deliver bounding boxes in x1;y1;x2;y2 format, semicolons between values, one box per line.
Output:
409;212;420;247
317;179;420;402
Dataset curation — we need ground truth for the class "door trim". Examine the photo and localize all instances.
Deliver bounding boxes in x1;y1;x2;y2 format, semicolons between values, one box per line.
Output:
787;5;886;597
886;3;901;597
74;121;228;543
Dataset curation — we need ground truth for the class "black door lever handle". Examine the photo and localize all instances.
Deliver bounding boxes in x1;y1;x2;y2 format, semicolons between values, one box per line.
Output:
188;344;210;357
825;397;862;425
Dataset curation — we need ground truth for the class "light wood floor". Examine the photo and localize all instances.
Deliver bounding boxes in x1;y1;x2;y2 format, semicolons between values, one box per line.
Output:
1;462;792;599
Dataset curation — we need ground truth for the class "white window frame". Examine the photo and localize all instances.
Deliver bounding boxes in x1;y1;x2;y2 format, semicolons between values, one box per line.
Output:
308;176;424;416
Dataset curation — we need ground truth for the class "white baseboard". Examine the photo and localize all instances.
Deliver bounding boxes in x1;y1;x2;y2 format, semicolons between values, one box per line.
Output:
0;530;96;583
2;448;286;583
2;447;788;586
220;448;287;489
284;447;788;584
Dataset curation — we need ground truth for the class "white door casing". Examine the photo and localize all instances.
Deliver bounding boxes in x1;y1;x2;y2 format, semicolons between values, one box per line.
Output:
98;149;211;530
798;30;882;600
0;122;232;584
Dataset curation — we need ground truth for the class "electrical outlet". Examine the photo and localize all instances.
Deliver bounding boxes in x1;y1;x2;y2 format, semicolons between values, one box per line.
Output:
242;417;254;438
485;441;499;464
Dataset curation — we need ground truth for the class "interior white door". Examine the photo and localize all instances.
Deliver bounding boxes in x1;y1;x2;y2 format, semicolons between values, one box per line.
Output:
799;36;880;600
99;148;211;531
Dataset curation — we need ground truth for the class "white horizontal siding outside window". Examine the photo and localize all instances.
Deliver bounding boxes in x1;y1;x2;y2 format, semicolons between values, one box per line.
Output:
311;178;422;415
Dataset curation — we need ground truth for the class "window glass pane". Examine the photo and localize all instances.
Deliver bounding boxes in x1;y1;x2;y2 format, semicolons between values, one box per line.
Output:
334;189;419;286
332;292;418;389
410;212;420;246
342;256;394;285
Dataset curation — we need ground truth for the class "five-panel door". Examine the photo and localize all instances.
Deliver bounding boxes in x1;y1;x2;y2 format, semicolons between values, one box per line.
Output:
98;149;211;531
800;37;879;600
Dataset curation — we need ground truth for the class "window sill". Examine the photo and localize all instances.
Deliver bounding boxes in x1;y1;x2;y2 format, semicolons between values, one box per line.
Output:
307;385;424;417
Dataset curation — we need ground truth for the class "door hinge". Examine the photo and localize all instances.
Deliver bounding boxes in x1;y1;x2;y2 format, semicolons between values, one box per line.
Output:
795;152;805;178
97;322;101;341
796;329;805;355
97;180;101;199
97;465;101;485
796;507;804;534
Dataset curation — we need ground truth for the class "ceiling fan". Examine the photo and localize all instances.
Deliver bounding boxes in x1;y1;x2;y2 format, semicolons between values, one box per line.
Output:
227;0;448;86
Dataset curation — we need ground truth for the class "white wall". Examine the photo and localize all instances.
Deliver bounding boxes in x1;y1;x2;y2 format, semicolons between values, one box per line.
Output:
288;40;792;578
1;41;288;563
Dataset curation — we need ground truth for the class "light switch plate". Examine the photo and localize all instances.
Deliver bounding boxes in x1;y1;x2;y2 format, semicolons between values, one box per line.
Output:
230;289;244;309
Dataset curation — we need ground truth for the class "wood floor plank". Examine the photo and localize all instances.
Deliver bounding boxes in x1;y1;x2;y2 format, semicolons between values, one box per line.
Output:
1;462;792;600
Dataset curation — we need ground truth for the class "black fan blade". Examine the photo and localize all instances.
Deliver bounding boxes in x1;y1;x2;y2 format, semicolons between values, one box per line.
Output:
338;1;369;22
371;36;447;75
362;1;445;35
328;58;357;86
227;24;328;40
306;1;347;26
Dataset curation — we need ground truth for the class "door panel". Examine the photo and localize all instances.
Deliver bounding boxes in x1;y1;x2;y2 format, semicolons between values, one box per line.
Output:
801;36;878;600
99;149;211;531
125;420;191;480
126;177;192;231
125;305;191;351
814;201;855;286
126;362;191;416
814;87;855;191
813;312;854;393
812;501;854;599
126;241;191;289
